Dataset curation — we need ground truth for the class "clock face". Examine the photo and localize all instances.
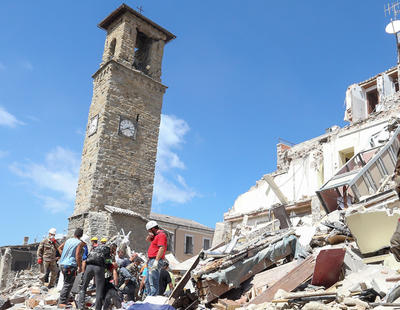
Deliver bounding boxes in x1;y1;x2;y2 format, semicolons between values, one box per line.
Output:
88;114;98;136
119;118;136;138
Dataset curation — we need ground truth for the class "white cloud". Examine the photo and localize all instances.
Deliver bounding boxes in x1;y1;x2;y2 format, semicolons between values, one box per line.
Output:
38;195;72;213
10;147;80;213
153;114;197;204
0;106;25;128
157;114;189;172
153;174;196;204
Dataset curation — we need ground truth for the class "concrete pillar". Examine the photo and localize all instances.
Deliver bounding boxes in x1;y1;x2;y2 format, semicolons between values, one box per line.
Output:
0;248;12;288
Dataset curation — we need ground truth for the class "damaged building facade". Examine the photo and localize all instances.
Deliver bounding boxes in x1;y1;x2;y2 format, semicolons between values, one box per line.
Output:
218;66;400;241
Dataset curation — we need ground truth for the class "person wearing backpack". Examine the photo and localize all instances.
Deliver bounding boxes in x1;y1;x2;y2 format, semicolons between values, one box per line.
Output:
77;243;118;310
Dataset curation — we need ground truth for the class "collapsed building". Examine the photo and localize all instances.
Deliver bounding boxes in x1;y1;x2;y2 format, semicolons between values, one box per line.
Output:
161;67;400;310
216;66;400;243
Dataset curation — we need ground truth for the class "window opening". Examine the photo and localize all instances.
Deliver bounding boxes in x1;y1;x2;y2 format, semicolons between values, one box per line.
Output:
366;87;379;114
133;31;152;73
339;147;355;166
203;238;210;250
109;38;116;58
184;235;193;254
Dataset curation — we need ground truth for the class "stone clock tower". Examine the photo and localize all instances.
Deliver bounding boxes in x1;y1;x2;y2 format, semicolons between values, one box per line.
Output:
68;4;175;250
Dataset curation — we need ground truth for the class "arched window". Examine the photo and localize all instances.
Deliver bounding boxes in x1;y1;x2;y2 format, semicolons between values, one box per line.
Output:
109;38;116;58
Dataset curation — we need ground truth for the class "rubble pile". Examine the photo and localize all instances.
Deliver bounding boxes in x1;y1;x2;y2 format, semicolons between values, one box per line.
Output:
167;195;400;309
163;122;400;309
0;270;60;310
3;126;400;310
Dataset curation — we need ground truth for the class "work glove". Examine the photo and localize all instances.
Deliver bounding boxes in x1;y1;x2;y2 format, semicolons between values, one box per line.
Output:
50;238;56;244
37;258;43;264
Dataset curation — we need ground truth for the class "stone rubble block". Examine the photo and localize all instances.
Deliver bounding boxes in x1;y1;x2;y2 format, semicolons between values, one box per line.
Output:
25;298;39;309
29;288;40;295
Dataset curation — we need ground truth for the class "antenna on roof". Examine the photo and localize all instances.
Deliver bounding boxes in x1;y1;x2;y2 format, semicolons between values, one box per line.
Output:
136;5;144;14
385;1;400;64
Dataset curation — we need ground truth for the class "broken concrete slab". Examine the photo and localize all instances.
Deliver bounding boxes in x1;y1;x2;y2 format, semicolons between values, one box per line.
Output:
345;208;400;254
343;251;365;275
383;252;400;271
302;301;332;310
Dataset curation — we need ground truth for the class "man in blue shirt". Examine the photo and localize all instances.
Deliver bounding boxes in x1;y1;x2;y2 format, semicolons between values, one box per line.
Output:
57;228;84;307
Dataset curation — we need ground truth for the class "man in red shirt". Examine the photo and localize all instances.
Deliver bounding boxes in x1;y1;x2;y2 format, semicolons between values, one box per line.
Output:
145;220;167;296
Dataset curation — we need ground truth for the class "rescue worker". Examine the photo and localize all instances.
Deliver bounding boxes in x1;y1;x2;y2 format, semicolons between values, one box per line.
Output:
100;237;107;245
125;255;143;300
37;228;59;288
117;258;136;301
115;249;128;266
58;228;85;308
78;243;118;310
81;235;91;273
158;261;173;296
91;237;98;249
145;220;167;296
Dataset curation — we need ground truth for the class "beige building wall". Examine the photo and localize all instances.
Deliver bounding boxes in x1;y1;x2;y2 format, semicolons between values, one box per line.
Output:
174;229;213;262
153;217;214;262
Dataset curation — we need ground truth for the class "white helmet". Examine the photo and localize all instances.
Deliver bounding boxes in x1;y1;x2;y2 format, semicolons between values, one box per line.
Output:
48;228;56;235
81;234;90;245
146;220;158;231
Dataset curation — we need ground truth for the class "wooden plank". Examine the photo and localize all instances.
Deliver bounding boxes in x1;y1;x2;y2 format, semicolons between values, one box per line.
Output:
250;260;300;290
168;252;202;306
249;255;315;305
219;299;241;310
264;174;289;204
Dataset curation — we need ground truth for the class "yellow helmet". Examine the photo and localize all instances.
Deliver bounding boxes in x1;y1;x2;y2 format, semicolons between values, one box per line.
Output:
91;237;98;241
100;237;107;243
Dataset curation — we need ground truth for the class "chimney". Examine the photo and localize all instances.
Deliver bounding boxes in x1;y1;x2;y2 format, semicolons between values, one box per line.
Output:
277;142;292;171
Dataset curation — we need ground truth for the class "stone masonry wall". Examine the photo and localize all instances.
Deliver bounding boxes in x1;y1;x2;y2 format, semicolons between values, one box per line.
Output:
73;9;168;219
68;212;147;252
101;13;166;81
73;66;112;215
74;61;166;218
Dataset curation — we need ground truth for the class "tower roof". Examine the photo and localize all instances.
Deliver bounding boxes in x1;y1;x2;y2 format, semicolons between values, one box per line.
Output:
98;3;176;43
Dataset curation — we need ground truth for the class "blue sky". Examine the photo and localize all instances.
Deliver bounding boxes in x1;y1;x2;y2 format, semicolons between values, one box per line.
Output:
0;0;397;245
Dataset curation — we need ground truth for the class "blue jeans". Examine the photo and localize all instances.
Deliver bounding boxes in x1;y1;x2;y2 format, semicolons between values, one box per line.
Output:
146;258;162;296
